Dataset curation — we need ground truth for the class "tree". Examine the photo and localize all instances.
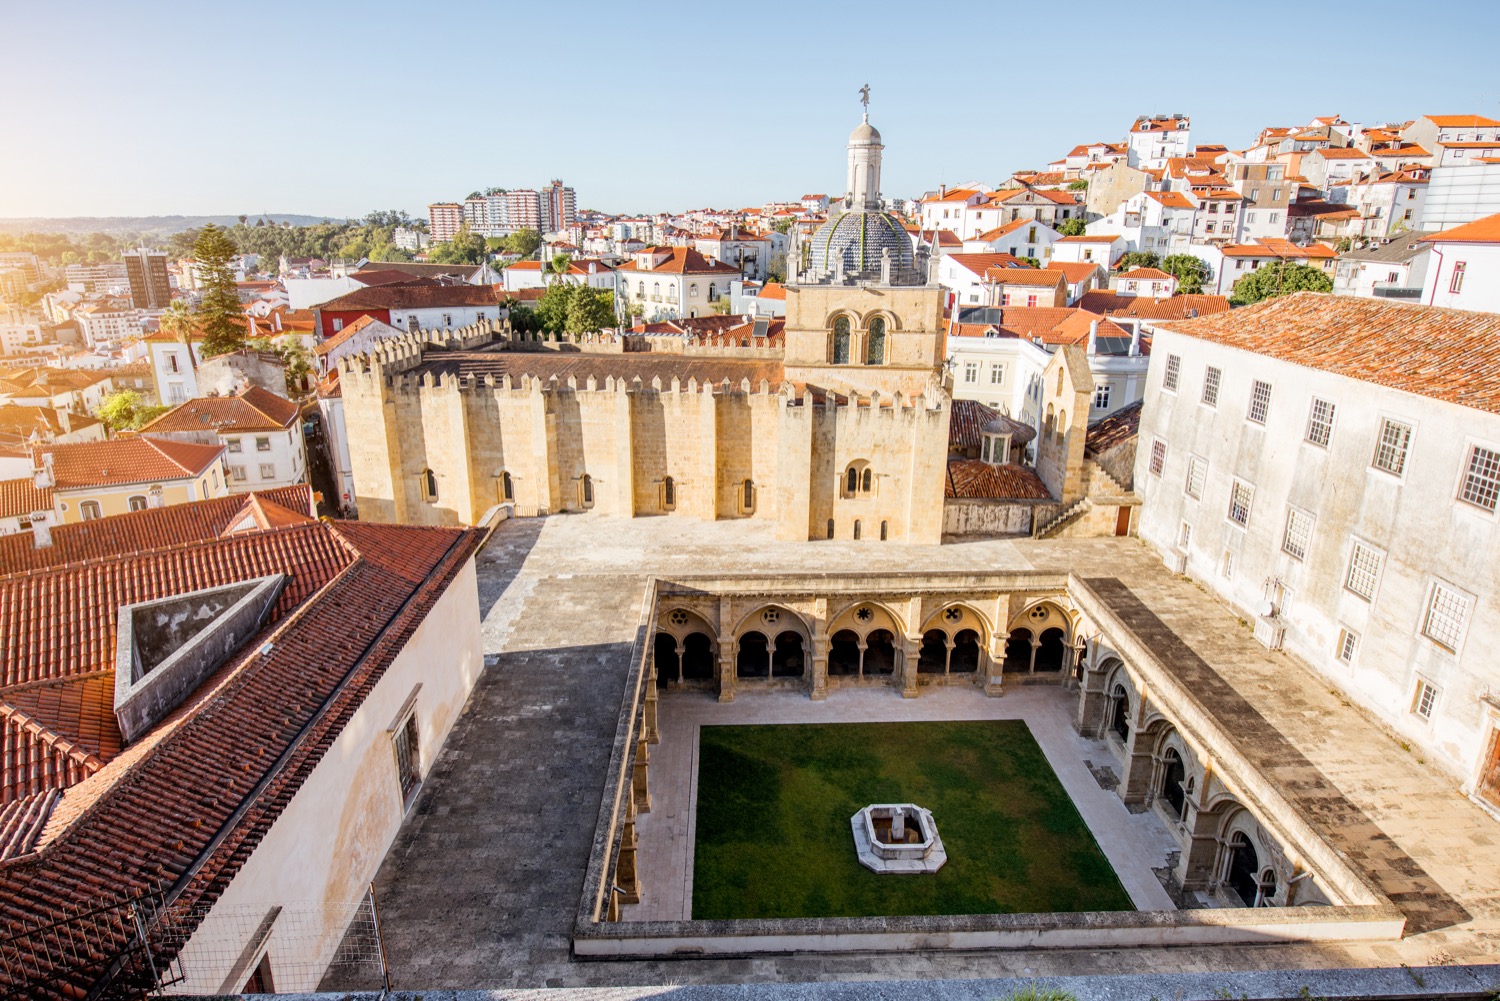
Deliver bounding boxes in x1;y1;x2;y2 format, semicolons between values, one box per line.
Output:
533;282;574;335
249;335;313;392
193;224;246;358
1067;180;1088;191
1161;254;1210;294
159;300;199;373
565;288;617;336
503;228;541;258
98;389;171;433
546;253;573;284
766;252;788;283
772;218;795;234
1117;251;1161;271
508;305;541;335
1229;261;1333;305
429;224;487;264
1057;218;1087;237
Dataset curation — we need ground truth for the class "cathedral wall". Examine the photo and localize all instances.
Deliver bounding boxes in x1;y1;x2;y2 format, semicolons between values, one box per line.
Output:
551;384;633;516
714;391;782;520
782;284;946;398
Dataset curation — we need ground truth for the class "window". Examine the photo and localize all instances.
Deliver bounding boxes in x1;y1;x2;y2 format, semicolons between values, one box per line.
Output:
1185;455;1206;499
1248;380;1272;425
255;436;271;452
866;317;885;364
1337;628;1358;664
259;463;275;479
80;500;101;521
1221;550;1234;579
741;479;755;513
1459;445;1500;511
662;475;675;510
1412;679;1439;720
1345;540;1384;600
964;362;978;384
826;519;835;539
128;495;148;512
1227;480;1253;527
880;520;888;540
832;315;851;363
1094;384;1112;409
167;352;180;373
1305;398;1335;446
231;465;247;482
1163;354;1180;391
1179;521;1192;548
1282;508;1313;560
1148;438;1167;476
580;473;594;507
407;314;418;329
1372;418;1412;476
989;363;1005;385
332;318;343;332
1422;582;1470;651
1450;261;1466;294
1202;366;1221;407
421;468;438;501
392;708;421;803
227;438;243;453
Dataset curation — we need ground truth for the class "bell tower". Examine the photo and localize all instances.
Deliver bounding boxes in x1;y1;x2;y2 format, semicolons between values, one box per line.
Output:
845;84;883;211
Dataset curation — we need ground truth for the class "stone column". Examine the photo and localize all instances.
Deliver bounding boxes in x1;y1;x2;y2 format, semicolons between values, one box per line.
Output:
1075;665;1111;738
717;649;736;703
643;684;659;744
1177;805;1224;891
856;639;868;679
900;636;920;698
616;815;641;904
1119;718;1156;805
632;736;652;813
810;597;829;701
984;633;1005;696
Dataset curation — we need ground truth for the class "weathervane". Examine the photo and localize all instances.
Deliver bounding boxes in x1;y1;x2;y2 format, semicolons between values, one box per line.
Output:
858;83;871;117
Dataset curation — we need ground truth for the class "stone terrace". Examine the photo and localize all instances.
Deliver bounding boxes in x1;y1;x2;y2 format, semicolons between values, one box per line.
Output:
351;514;1500;990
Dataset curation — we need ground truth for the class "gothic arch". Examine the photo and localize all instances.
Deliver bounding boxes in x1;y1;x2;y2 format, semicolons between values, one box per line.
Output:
1006;597;1077;636
919;601;994;641
657;605;719;641
731;603;812;640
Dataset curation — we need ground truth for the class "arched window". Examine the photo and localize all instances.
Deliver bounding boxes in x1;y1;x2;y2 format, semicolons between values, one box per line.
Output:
1056;369;1064;394
1161;748;1187;819
581;473;594;507
880;520;888;540
826;519;835;539
861;467;873;492
662;475;675;510
853;519;862;540
866;316;886;364
499;471;513;501
1057;410;1067;444
708;283;718;302
421;469;438;502
846;466;859;495
1110;684;1131;741
638;281;645;296
742;479;755;512
1226;832;1262;907
652;281;660;301
128;495;148;511
831;315;851;364
80;500;102;521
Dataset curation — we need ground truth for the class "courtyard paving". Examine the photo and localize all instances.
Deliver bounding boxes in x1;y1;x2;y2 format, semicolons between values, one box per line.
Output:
357;514;1500;990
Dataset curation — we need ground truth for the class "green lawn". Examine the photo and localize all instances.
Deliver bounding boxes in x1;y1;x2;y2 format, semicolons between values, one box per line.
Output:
691;720;1132;920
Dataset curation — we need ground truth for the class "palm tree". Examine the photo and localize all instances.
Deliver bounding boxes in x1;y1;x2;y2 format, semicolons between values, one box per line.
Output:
546;253;572;285
160;299;198;373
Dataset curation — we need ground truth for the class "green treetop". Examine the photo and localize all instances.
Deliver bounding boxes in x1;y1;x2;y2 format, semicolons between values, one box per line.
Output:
1229;260;1332;305
193;224;246;358
1160;254;1210;294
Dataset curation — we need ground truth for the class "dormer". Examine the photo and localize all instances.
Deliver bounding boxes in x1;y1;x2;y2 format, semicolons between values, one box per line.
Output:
635;248;671;271
113;575;286;743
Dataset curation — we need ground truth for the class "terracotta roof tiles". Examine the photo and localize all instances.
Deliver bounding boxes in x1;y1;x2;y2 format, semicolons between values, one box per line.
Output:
43;437;224;489
1419;211;1500;245
0;477;52;520
945;459;1051;500
139;386;299;434
1085;400;1143;455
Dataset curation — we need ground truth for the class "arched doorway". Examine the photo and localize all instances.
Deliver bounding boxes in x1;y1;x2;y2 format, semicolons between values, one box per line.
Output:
1003;628;1033;672
737;631;769;678
1035;627;1067;672
655;632;680;687
682;632;715;681
1161;747;1186;819
828;630;861;676
918;629;948;673
772;632;805;677
865;629;897;675
950;629;981;673
1110;684;1131;742
1226;832;1261;907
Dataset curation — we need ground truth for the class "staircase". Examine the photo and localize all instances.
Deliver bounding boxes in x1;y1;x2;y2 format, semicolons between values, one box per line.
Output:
1034;497;1091;539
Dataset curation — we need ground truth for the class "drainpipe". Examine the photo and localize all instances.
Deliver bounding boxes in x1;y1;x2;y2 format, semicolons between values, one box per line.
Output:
1087;319;1099;355
1426;244;1444;306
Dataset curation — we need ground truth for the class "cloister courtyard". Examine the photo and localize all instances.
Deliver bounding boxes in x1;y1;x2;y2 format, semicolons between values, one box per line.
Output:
340;513;1500;990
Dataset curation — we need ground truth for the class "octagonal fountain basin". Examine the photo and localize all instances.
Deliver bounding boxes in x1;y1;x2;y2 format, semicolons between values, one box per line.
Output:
851;803;947;874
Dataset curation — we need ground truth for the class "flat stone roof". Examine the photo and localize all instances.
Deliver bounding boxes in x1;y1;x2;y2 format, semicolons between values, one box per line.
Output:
336;515;1500;991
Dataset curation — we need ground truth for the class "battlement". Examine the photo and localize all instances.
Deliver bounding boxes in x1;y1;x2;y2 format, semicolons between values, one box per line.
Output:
336;318;506;380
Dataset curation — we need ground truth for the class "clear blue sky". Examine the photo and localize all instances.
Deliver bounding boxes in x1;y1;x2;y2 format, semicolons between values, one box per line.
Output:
3;0;1499;220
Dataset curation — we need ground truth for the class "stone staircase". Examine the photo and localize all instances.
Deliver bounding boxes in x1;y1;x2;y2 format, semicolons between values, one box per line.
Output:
1033;497;1091;539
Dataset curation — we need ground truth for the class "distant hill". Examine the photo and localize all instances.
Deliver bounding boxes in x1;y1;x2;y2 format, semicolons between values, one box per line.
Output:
0;214;348;237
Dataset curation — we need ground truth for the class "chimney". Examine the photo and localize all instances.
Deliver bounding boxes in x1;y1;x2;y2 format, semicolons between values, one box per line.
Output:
30;513;52;550
1129;323;1142;356
34;452;54;489
1087;319;1099;354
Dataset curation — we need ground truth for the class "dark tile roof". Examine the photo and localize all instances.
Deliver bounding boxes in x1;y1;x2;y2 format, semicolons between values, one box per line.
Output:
948;399;1036;449
0;517;484;999
1086;401;1143;456
945;459;1052;500
1158;292;1500;415
317;282;505;311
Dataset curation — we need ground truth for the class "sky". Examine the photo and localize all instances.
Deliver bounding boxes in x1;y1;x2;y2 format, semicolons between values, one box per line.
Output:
3;0;1500;221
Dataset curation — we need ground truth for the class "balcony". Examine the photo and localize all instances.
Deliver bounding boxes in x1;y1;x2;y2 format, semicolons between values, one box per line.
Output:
1371;281;1421;300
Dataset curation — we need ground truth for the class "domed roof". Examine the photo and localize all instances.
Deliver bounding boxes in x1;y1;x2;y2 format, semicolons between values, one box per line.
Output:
807;211;914;281
849;119;881;144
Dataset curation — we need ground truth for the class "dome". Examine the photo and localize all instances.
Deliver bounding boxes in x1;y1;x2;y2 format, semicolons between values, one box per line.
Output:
807;211;914;281
849;120;881;144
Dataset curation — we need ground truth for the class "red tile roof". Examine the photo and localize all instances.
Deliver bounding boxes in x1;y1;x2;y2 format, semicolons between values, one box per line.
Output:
1057;234;1120;243
0;477;51;520
615;247;741;275
1085;400;1143;455
949;400;1036;449
945;459;1051;500
0;517;484;998
1424;115;1500;128
1146;191;1197;209
1079;291;1231;320
757;282;786;301
316;282;505;311
1419;211;1500;245
1044;261;1105;284
1159;292;1500;415
139;386;299;434
43;437;224;489
946;253;1031;277
1117;267;1174;280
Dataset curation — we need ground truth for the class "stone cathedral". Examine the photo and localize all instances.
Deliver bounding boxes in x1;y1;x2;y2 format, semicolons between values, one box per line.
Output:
340;108;955;543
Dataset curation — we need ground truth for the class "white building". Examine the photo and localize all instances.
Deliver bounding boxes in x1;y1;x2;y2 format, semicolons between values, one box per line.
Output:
1136;292;1500;811
1420;213;1500;313
1424;162;1500;232
73;301;139;347
139;386;307;492
1087;191;1197;255
961;219;1060;261
616;247;742;321
1052;234;1126;268
1334;168;1428;240
500;258;617;293
1332;232;1431;301
1127;114;1192;170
